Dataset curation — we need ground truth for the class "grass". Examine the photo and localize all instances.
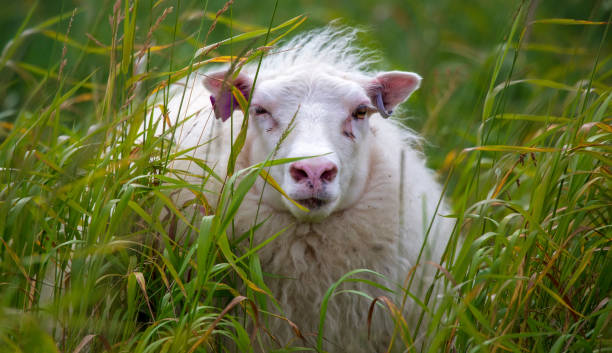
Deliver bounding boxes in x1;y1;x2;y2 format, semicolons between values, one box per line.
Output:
0;0;611;352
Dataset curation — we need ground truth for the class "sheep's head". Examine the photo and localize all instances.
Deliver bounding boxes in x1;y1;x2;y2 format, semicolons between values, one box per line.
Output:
204;68;420;222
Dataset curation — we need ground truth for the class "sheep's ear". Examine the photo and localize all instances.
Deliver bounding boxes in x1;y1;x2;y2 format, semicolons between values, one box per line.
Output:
204;71;252;121
366;71;421;116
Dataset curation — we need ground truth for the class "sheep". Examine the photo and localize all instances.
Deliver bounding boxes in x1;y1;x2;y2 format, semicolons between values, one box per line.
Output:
155;26;453;352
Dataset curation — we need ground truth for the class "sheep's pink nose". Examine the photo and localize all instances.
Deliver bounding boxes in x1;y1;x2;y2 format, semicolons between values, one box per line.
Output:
289;159;338;189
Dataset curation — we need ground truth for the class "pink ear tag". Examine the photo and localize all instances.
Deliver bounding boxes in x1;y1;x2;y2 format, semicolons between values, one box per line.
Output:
375;91;392;118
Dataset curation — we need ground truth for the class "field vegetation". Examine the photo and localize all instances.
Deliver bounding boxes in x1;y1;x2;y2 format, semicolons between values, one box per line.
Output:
0;0;610;352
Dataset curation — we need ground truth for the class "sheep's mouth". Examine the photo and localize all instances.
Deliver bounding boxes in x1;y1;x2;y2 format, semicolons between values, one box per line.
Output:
296;198;328;209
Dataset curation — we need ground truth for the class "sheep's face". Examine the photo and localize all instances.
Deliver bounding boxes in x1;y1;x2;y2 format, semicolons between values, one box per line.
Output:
205;69;420;222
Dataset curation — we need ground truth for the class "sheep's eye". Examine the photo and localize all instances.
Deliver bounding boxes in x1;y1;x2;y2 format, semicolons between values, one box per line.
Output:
254;106;269;115
352;104;368;120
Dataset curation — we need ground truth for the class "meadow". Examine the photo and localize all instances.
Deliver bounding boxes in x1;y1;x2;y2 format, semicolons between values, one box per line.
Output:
0;0;610;352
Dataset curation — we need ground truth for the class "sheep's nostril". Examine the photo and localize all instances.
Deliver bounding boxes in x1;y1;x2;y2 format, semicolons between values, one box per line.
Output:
290;165;309;182
320;166;338;183
290;160;338;186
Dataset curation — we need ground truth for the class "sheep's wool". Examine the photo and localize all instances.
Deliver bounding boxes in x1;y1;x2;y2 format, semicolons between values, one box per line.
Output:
158;26;452;352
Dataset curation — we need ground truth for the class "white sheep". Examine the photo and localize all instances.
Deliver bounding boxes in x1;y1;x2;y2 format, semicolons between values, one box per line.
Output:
155;26;452;352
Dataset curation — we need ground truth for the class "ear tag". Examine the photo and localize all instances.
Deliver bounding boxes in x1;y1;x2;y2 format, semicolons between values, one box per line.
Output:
375;91;393;118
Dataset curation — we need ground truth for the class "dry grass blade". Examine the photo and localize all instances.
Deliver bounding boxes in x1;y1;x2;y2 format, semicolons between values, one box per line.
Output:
531;18;610;25
0;238;30;281
73;334;112;353
132;272;155;320
425;261;458;287
187;295;259;353
268;312;307;341
367;295;412;352
491;159;520;199
464;145;559;153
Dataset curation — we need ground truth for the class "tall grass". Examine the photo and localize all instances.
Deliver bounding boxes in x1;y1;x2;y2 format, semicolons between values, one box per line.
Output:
0;1;610;352
429;7;612;352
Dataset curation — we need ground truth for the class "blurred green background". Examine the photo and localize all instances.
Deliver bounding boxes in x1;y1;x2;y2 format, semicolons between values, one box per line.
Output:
1;0;610;171
1;2;610;351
